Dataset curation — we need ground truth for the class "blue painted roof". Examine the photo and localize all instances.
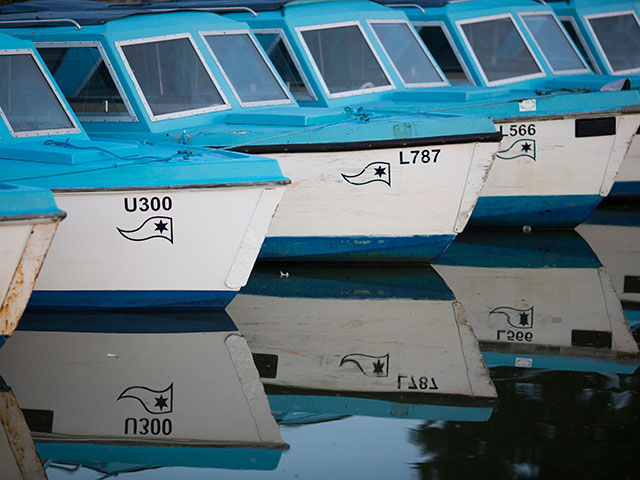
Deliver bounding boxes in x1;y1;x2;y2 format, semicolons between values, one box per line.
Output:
0;183;63;218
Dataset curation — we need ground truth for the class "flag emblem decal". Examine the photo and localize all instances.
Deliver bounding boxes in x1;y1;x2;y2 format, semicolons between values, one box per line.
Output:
497;139;536;161
339;353;390;377
117;216;174;244
342;162;391;186
117;383;174;414
489;306;534;329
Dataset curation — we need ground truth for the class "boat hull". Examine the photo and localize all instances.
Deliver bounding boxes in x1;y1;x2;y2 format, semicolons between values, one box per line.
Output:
0;217;61;338
470;115;640;226
29;185;284;309
259;141;497;262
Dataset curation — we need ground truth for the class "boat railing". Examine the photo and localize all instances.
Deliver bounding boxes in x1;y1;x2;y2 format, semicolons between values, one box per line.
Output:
384;4;426;13
0;18;82;30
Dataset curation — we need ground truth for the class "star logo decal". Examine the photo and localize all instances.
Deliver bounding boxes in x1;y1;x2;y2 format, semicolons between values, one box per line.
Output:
374;166;386;178
519;312;529;326
521;142;532;153
372;359;385;374
154;395;169;411
154;220;168;233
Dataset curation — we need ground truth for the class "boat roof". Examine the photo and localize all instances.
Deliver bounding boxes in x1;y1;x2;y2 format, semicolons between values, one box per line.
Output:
0;183;63;218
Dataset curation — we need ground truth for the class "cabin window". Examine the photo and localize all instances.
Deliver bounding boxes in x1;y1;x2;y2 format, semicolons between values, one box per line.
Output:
414;24;472;85
560;18;599;73
521;13;588;73
587;12;640;73
202;32;291;105
459;16;543;84
38;46;133;120
255;31;316;102
119;36;226;118
298;23;393;97
0;52;75;134
369;21;446;87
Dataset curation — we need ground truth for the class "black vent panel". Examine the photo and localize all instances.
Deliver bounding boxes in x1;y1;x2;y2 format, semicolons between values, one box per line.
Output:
253;353;278;379
571;330;612;349
22;409;53;433
575;117;616;137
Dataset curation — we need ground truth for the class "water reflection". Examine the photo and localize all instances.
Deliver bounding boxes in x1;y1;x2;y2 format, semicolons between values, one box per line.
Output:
228;264;497;423
434;230;639;373
0;311;285;476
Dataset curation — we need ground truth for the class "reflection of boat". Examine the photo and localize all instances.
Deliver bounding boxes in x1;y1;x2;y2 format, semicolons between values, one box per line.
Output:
228;264;497;423
0;376;46;480
577;207;640;329
0;311;285;474
0;32;288;309
0;184;64;346
434;230;639;373
0;3;500;262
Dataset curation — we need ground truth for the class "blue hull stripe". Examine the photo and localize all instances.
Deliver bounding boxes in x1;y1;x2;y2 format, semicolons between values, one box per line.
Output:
608;181;640;198
482;351;637;374
258;235;456;262
470;195;603;227
28;290;236;310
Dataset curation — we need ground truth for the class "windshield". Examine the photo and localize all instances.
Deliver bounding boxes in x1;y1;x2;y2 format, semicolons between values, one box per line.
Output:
38;46;132;120
588;13;640;73
203;32;290;105
415;24;472;85
299;24;392;96
370;21;445;86
119;36;225;118
521;13;587;73
255;31;316;102
0;52;75;134
560;19;598;72
460;16;542;83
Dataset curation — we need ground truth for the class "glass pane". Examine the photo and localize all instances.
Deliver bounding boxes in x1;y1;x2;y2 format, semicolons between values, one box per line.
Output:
39;46;130;118
461;17;541;82
0;53;74;133
589;14;640;72
561;20;597;71
301;25;391;94
416;25;472;85
121;38;225;117
205;33;289;103
371;22;444;85
522;14;586;72
256;32;315;102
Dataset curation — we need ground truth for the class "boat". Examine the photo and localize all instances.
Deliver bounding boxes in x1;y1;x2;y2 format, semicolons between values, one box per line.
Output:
0;184;64;346
0;310;286;475
0;376;47;480
433;230;639;373
549;0;640;199
0;32;288;309
0;2;501;262
227;263;497;422
218;0;640;226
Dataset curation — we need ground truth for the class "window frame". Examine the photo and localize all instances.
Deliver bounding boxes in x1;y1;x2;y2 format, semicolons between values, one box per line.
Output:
366;18;448;88
518;11;590;75
584;10;640;75
200;29;295;107
114;33;231;122
295;20;396;99
35;40;139;123
0;48;82;138
558;15;602;74
252;27;318;102
411;20;476;86
456;13;547;86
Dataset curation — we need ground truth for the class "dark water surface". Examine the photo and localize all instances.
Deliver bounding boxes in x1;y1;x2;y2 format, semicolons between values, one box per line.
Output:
1;205;640;480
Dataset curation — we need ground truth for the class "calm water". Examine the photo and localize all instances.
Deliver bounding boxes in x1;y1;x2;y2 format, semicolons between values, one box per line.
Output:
1;205;640;480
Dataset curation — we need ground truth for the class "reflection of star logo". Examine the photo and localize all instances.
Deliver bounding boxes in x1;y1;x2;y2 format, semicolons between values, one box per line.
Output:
519;312;529;326
521;142;532;153
154;220;168;233
373;359;385;374
155;395;168;411
374;166;386;178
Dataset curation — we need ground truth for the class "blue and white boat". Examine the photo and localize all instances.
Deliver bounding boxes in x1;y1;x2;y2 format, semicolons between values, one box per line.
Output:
0;310;286;474
434;230;639;373
0;32;288;309
0;184;64;345
549;0;640;198
219;0;640;226
0;2;502;262
228;264;497;421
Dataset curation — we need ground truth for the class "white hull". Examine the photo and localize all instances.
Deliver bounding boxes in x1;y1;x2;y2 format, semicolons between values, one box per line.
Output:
267;140;496;237
486;115;640;198
434;264;638;369
0;217;60;337
31;185;284;308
